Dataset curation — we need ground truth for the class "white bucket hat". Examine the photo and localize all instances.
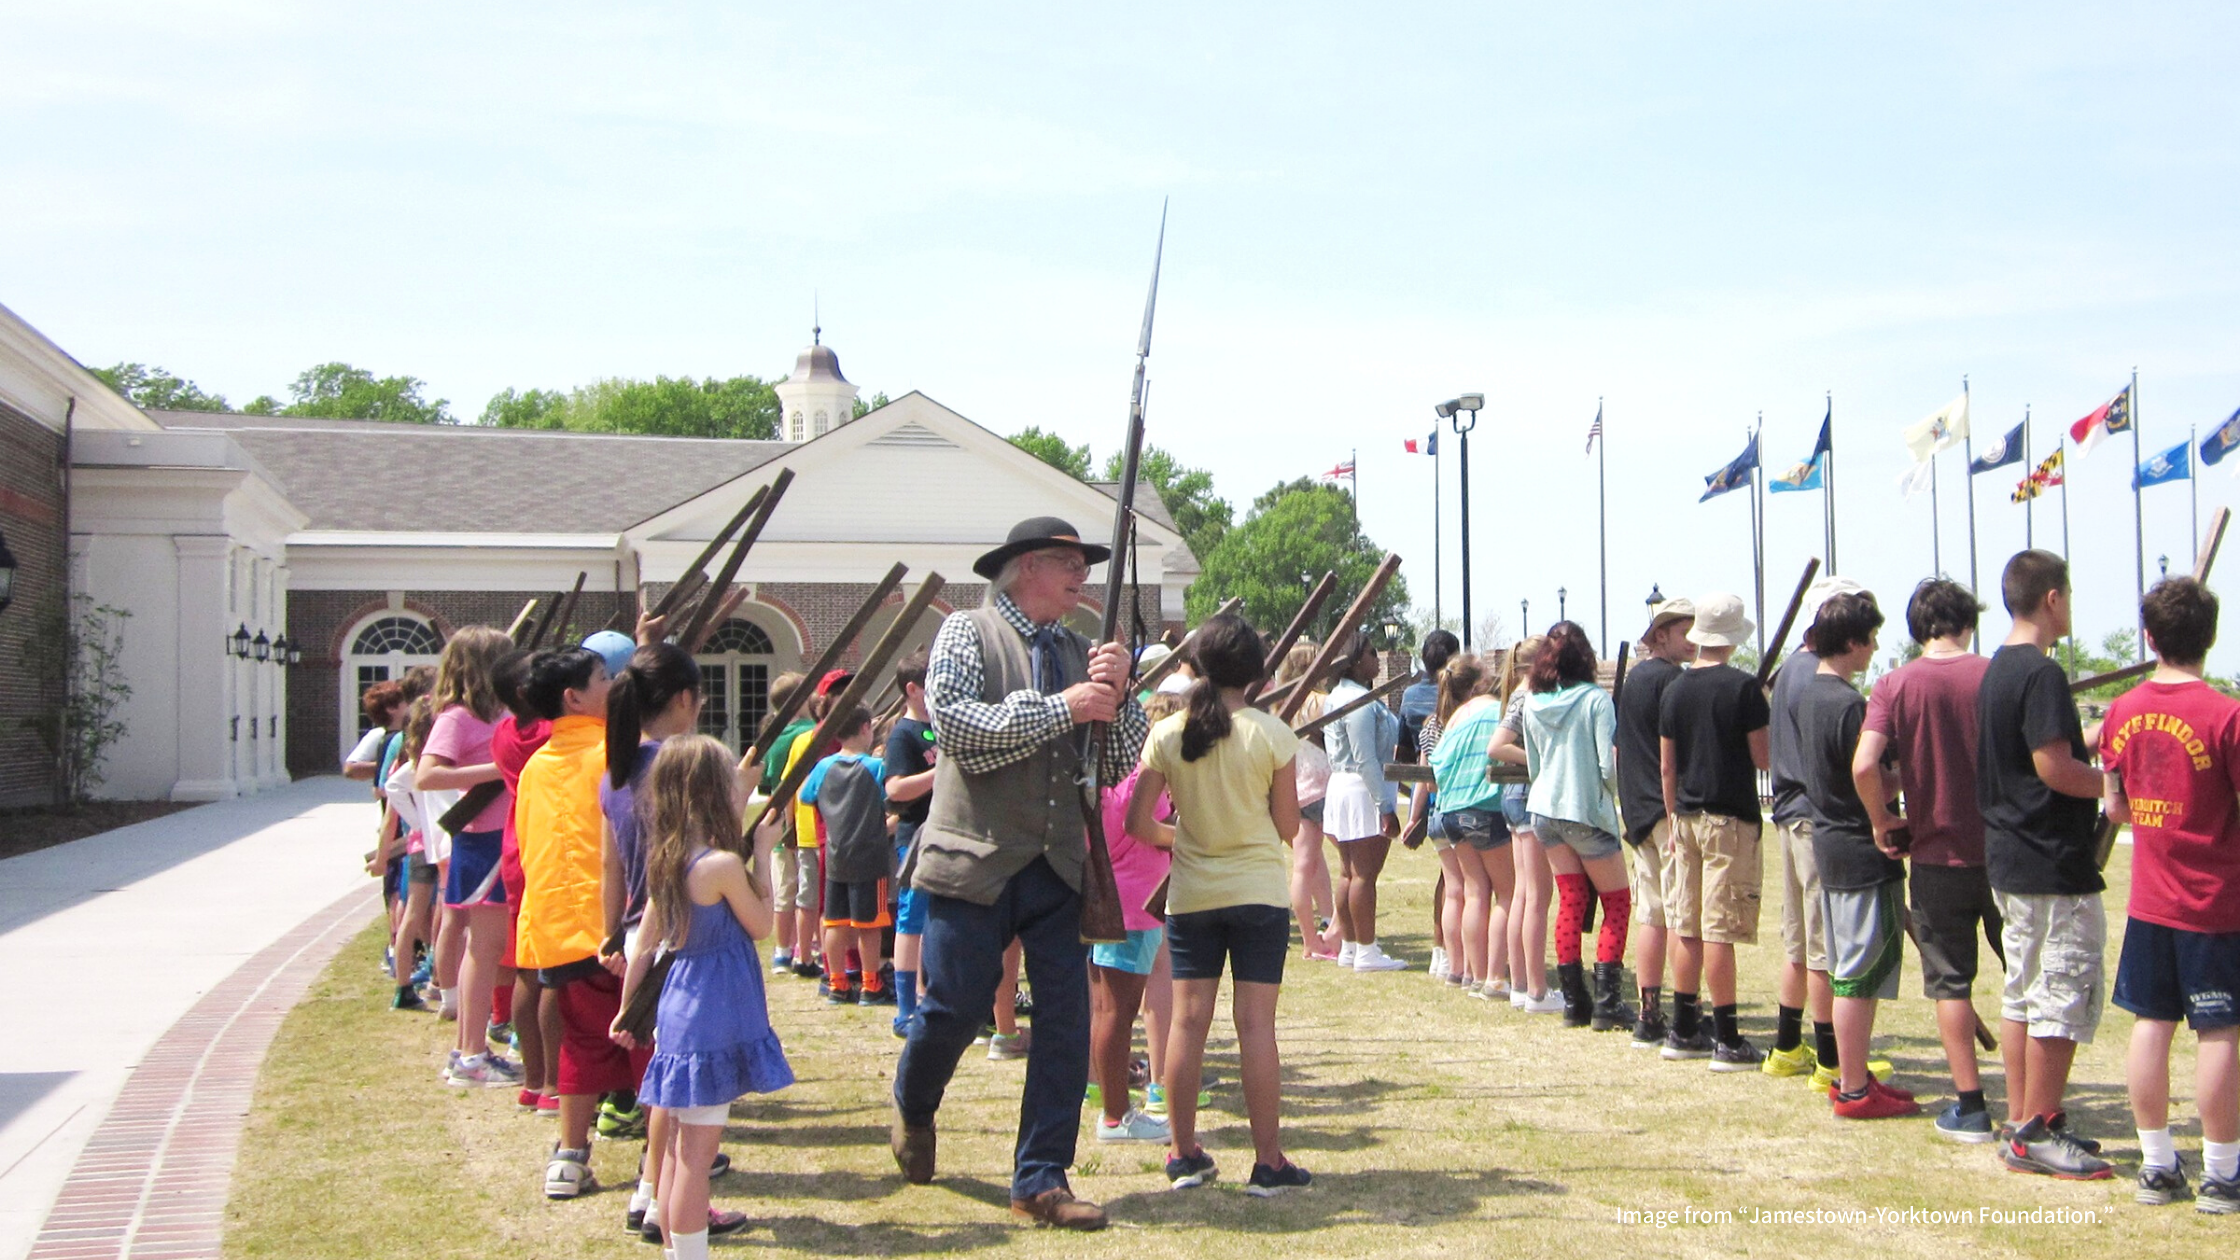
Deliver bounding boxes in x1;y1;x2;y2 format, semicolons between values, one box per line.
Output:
1686;592;1755;648
1798;576;1867;642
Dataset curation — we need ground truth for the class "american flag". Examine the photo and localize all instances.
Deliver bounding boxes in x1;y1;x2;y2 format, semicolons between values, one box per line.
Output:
1585;405;1603;455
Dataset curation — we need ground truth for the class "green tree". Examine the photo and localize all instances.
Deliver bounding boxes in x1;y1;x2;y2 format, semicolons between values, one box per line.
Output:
279;362;455;424
243;394;281;414
853;391;891;419
1102;445;1232;563
480;375;780;439
1009;426;1092;480
1186;480;1408;638
90;363;229;412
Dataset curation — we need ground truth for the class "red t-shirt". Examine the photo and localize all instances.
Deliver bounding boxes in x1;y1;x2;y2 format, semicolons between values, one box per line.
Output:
2100;679;2240;933
491;715;552;863
1861;653;1990;868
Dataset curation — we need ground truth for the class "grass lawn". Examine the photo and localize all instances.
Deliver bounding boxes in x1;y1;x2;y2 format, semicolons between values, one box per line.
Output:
223;839;2232;1258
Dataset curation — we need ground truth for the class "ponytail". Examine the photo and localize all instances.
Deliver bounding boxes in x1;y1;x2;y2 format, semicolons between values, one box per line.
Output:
1179;677;1233;762
607;642;703;789
1177;612;1265;762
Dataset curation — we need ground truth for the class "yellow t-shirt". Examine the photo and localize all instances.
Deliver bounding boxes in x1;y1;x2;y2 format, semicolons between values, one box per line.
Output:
513;714;608;969
785;731;826;849
1141;707;1300;916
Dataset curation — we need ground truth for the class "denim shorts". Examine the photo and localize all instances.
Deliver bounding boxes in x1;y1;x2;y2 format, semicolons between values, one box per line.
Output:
1441;807;1512;851
1167;903;1289;984
1532;815;1623;861
1501;793;1534;832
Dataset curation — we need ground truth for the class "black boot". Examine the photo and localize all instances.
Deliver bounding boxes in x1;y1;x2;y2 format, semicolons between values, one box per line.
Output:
1556;962;1593;1027
1590;961;1637;1032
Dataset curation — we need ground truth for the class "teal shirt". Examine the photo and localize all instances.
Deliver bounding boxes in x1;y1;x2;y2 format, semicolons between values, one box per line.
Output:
1428;701;1506;813
1521;682;1622;836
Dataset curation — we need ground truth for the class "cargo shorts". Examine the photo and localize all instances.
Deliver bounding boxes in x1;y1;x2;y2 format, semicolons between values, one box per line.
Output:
1775;817;1828;972
1664;812;1762;945
1994;889;2107;1044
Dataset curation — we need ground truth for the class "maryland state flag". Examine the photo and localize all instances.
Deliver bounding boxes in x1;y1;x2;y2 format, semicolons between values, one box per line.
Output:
2013;449;2064;503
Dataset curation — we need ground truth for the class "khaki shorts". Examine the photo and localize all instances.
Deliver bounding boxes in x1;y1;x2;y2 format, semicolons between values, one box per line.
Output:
1664;812;1762;945
1995;889;2106;1044
1631;819;1672;929
1775;818;1828;971
773;840;802;913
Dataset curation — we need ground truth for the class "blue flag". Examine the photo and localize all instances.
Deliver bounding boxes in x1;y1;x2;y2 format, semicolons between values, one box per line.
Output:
1700;434;1759;502
2202;408;2240;467
1969;421;2025;475
1768;412;1830;493
2135;439;2191;489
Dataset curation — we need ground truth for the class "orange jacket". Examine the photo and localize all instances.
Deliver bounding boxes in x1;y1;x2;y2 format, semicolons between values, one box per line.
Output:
514;714;607;969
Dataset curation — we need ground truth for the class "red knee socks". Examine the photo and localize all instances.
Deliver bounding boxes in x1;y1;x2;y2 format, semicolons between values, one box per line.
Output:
1554;874;1590;966
492;983;514;1026
1596;888;1632;964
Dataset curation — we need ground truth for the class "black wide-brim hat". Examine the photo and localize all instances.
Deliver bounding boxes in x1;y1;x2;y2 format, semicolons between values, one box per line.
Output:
972;516;1111;580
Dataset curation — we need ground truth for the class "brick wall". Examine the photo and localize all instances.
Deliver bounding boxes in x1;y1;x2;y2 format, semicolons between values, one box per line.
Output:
0;404;64;807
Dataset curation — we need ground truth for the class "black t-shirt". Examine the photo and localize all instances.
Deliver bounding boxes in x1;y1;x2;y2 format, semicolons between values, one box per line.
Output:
883;717;935;827
1795;671;1903;891
1976;644;2103;895
1617;656;1683;842
1767;651;1821;824
1657;662;1771;824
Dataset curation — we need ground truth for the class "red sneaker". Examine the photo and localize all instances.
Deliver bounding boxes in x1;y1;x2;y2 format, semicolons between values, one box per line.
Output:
1833;1086;1921;1120
536;1093;560;1115
516;1087;542;1112
1870;1075;1916;1103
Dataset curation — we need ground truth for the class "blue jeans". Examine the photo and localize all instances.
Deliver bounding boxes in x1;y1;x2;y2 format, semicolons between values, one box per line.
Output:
893;856;1089;1200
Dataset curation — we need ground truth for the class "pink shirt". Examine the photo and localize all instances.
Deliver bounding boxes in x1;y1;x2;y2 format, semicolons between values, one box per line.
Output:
1101;768;1173;933
424;704;509;833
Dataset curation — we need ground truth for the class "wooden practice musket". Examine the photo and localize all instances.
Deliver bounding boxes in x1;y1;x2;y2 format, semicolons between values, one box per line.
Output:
679;468;796;653
650;483;770;619
1247;572;1337;703
1277;553;1403;723
745;563;908;766
1293;670;1419;738
745;576;947;836
1076;205;1167;945
549;571;588;647
1609;641;1632;710
1755;557;1822;687
1135;597;1243;694
505;599;539;644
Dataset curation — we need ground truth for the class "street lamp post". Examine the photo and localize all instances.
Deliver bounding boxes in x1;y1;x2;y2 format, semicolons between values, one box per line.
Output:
1558;586;1567;624
1437;393;1485;649
1521;598;1530;638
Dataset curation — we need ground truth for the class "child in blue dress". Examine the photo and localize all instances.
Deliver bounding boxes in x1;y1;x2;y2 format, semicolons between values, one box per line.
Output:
613;735;793;1260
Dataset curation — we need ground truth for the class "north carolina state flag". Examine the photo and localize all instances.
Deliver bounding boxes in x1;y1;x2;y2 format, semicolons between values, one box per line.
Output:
2068;385;2133;457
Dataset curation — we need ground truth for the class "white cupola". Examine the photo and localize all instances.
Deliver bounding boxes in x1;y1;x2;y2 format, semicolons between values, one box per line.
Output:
774;320;859;443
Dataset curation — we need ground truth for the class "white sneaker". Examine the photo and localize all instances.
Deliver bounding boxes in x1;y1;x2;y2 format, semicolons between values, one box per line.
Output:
441;1048;463;1083
1510;988;1530;1010
1519;990;1567;1014
448;1052;523;1087
1336;941;1360;967
1467;980;1496;1000
544;1147;595;1199
1352;943;1407;972
1428;948;1450;981
1096;1109;1172;1142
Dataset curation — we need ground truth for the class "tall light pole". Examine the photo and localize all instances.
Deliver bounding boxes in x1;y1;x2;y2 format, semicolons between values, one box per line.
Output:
1521;598;1530;639
1439;393;1485;648
1558;586;1567;624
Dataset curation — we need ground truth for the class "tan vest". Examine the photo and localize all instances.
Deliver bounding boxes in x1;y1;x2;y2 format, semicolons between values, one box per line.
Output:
915;606;1090;905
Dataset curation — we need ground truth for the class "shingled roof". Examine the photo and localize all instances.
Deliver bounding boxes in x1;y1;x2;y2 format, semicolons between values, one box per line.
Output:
150;411;793;534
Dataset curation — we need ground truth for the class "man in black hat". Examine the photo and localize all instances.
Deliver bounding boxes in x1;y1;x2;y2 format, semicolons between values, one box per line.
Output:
891;516;1147;1230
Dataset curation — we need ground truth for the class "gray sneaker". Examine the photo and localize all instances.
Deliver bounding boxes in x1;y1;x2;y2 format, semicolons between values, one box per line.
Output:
1660;1028;1715;1061
2198;1172;2240;1215
2000;1116;2113;1180
1709;1036;1764;1073
2137;1157;2191;1206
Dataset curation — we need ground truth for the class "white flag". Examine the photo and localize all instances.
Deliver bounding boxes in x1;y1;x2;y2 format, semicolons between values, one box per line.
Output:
1898;459;1936;500
1903;393;1971;464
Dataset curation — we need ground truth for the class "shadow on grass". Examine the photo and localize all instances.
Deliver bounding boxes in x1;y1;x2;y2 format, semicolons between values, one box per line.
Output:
747;1211;1014;1254
1106;1166;1563;1231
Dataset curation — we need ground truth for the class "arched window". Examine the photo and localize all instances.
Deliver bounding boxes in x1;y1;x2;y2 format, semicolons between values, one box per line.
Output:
813;409;829;437
695;618;778;753
340;613;443;761
790;410;805;442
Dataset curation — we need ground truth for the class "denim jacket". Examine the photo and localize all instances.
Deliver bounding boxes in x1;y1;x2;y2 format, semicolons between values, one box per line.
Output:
1324;678;1401;812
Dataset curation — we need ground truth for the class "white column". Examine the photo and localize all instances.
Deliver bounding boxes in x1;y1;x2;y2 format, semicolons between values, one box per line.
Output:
171;535;239;801
270;561;292;789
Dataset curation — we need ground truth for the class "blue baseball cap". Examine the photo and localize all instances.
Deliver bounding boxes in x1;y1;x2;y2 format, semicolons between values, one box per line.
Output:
581;630;637;676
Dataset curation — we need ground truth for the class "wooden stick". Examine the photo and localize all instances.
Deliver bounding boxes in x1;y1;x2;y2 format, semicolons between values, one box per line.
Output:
1248;572;1337;702
1137;597;1243;693
746;575;947;836
1755;557;1822;687
1293;669;1419;737
659;571;709;628
505;599;539;644
651;483;769;618
679;469;796;653
2195;505;2231;582
527;588;566;648
1609;641;1632;710
1278;553;1403;723
548;571;588;648
2073;660;2156;694
745;563;908;764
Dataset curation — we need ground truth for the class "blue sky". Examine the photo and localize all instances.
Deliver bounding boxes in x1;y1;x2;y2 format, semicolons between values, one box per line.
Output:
7;3;2239;669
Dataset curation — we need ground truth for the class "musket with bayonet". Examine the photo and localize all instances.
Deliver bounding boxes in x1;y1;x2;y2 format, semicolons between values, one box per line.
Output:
1075;205;1167;945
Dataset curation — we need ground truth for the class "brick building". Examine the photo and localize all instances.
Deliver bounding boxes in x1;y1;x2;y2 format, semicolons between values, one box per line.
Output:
1;302;1199;800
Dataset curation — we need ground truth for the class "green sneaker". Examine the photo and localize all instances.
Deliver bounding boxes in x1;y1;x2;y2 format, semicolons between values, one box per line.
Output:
1085;1082;1102;1109
596;1096;646;1141
1761;1043;1817;1078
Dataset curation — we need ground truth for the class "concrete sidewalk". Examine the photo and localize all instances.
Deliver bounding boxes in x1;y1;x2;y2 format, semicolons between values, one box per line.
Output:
0;777;378;1260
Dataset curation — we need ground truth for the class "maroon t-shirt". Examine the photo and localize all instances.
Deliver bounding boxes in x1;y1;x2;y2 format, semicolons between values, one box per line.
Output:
1861;653;1990;867
2100;679;2240;933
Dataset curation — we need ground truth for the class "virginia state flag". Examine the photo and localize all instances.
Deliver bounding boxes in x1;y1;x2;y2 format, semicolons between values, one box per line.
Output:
1969;421;2024;475
2201;408;2240;467
1700;434;1759;502
2135;439;2190;489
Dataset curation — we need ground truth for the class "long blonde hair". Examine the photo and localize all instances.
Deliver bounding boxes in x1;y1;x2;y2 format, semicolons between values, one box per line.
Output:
1499;637;1545;712
642;734;761;949
433;626;511;723
1437;655;1493;726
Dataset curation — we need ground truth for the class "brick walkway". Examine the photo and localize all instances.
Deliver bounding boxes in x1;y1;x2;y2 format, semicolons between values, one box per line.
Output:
26;885;380;1260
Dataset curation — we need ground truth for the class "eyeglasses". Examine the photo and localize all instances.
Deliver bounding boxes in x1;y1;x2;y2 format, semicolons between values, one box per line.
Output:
1035;553;1091;577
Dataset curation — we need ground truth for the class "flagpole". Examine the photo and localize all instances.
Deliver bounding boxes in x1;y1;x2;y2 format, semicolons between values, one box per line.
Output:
2192;422;2200;567
1597;399;1608;656
1433;432;1442;631
1824;392;1838;572
1351;445;1360;533
2060;437;2074;675
2132;369;2145;662
1752;421;1766;662
2023;407;2034;551
1963;376;1978;595
1930;452;1942;577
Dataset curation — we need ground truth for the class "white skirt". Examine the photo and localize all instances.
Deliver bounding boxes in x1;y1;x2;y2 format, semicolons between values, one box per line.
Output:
1323;770;1384;842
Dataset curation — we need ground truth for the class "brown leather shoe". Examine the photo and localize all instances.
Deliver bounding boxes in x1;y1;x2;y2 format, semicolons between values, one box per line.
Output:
1010;1187;1107;1231
891;1110;935;1184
